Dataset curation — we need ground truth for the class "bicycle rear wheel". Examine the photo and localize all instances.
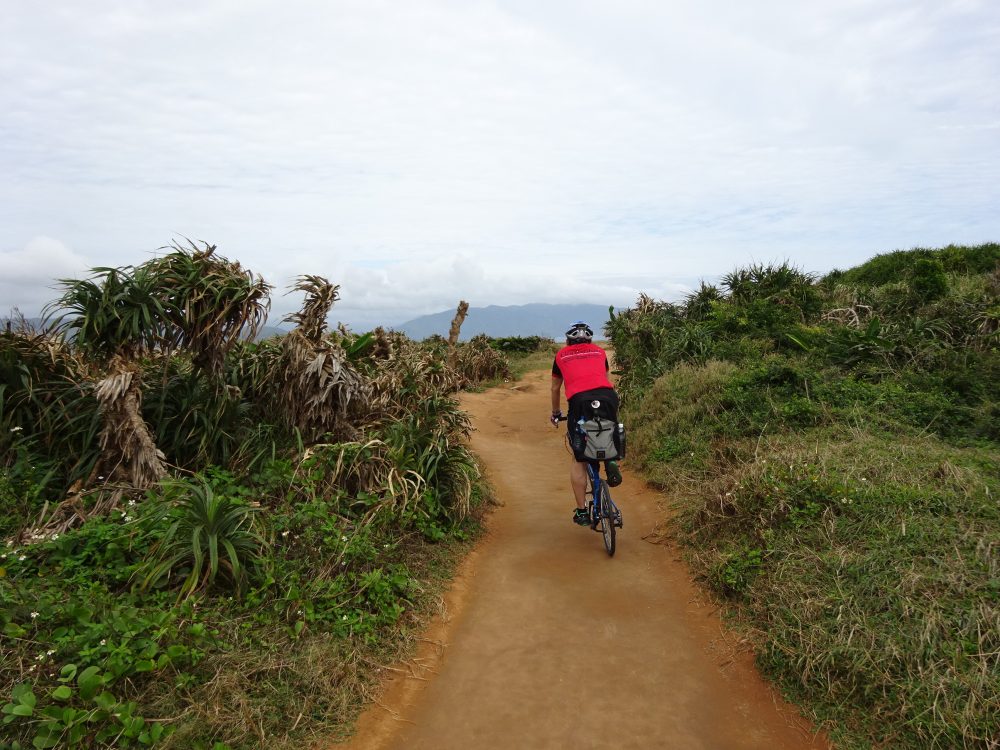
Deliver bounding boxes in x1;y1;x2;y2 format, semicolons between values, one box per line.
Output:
598;479;616;556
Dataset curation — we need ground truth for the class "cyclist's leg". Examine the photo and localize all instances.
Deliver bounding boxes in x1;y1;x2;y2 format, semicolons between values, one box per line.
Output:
565;393;589;515
570;459;590;525
569;457;587;509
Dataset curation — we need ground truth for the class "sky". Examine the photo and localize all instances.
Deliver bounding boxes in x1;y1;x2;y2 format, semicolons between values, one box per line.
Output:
2;0;998;330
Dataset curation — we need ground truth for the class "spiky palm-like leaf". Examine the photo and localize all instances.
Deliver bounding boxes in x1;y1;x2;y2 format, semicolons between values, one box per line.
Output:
0;329;101;496
684;282;724;321
45;265;164;362
137;480;263;599
720;261;821;321
144;240;272;378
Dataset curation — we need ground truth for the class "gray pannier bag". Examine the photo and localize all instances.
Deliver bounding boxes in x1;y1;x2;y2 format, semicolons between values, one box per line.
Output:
569;398;627;462
578;416;619;460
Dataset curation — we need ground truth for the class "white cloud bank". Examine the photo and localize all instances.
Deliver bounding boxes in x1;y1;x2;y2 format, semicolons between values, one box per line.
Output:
1;0;997;325
0;237;91;314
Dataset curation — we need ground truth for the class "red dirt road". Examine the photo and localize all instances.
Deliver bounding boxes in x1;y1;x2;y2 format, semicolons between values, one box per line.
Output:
339;369;828;749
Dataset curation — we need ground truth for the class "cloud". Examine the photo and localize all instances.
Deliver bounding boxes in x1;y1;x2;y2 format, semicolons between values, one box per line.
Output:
1;0;998;325
0;237;91;315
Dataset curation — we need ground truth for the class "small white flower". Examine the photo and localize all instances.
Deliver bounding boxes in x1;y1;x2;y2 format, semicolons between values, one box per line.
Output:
127;499;137;507
97;476;104;480
341;536;347;542
281;531;290;537
30;611;39;619
36;653;45;661
861;477;867;482
52;534;59;540
383;544;389;549
46;649;55;656
18;555;26;561
10;426;23;432
341;615;348;621
123;515;133;523
100;639;106;646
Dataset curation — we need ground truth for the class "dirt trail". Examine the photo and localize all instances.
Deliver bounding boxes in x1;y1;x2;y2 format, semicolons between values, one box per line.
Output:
339;369;828;749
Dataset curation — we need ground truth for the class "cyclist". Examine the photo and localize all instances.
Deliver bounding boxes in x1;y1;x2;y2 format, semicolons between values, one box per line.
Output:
550;321;622;526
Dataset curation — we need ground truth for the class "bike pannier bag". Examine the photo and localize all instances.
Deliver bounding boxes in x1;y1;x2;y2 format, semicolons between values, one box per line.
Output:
576;416;619;461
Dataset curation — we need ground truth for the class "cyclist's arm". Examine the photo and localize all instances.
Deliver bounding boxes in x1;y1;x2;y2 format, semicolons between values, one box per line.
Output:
551;374;563;414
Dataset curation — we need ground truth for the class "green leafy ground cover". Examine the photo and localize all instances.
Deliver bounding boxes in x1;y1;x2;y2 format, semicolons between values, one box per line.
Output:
0;247;516;749
607;244;999;749
2;465;490;749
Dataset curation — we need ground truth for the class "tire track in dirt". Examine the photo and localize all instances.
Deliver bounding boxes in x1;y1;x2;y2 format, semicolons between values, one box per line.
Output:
337;369;829;749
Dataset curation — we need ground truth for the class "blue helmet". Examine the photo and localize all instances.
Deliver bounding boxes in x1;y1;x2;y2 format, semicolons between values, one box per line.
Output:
565;321;593;344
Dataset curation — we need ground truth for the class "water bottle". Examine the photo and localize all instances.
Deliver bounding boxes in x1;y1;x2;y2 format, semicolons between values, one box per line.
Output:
616;422;627;459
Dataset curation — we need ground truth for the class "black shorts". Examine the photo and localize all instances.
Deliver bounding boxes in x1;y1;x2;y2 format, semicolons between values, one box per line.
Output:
567;387;619;427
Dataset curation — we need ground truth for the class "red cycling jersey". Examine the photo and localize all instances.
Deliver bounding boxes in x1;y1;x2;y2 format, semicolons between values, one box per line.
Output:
551;343;612;400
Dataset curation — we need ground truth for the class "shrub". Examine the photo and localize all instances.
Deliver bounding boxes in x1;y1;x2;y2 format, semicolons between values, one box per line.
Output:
486;335;549;353
137;480;264;599
910;258;948;302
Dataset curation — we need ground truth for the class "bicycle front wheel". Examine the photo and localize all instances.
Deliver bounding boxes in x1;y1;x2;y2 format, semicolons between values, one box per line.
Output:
598;480;616;556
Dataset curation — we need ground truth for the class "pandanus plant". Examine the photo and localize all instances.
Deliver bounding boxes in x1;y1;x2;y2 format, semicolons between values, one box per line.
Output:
271;275;370;442
43;241;272;497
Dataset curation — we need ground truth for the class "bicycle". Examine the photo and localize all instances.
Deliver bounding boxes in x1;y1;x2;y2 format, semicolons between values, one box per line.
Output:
558;416;624;557
584;459;623;556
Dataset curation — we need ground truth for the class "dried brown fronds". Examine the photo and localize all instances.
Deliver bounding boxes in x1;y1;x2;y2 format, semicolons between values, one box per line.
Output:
93;365;167;488
822;304;873;328
366;343;461;421
283;275;340;343
271;279;370;440
273;330;370;441
452;335;510;387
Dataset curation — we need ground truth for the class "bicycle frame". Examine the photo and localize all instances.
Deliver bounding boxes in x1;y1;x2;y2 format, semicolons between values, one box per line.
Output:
585;461;619;528
585;460;620;556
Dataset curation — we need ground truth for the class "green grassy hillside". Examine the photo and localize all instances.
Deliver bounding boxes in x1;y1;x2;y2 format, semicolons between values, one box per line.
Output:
607;244;999;749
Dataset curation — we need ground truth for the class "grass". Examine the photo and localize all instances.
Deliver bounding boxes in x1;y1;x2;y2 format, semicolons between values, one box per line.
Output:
155;515;489;748
620;360;999;750
608;245;999;748
505;341;561;381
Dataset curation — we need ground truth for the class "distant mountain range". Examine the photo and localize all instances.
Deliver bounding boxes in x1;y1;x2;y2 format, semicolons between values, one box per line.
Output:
397;303;616;340
4;304;617;342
